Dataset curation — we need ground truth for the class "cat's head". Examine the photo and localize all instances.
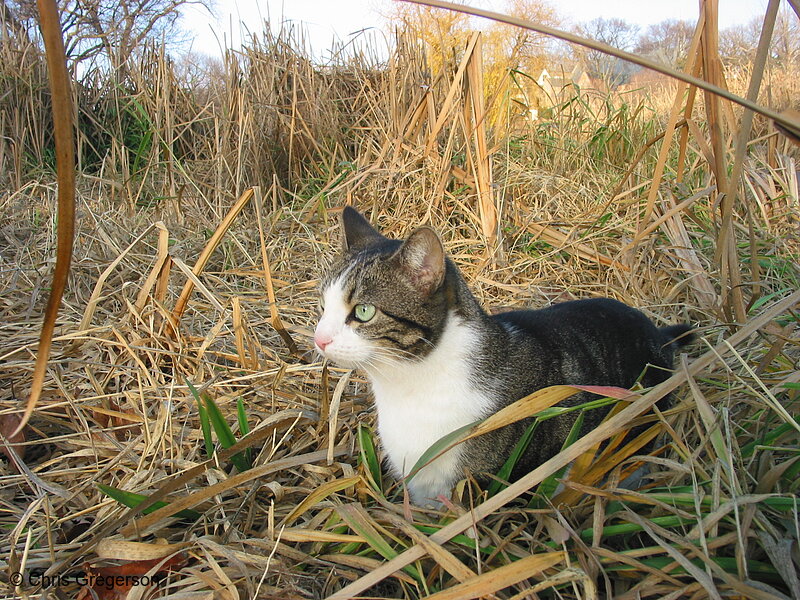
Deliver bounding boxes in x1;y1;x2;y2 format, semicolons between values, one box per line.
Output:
313;207;449;370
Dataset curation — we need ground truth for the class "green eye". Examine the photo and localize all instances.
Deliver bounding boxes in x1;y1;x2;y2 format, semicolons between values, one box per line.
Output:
353;303;376;322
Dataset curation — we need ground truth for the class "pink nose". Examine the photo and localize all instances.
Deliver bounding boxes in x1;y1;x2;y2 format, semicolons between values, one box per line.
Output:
314;333;332;351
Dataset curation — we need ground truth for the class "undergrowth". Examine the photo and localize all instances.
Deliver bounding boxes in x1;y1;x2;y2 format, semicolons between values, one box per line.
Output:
1;9;799;600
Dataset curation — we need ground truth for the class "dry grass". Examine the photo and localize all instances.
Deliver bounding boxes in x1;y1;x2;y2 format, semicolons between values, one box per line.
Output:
2;4;800;600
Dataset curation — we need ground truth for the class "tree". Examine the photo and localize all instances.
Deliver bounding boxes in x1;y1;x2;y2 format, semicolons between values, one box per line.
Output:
720;8;799;68
483;0;561;100
383;0;562;85
573;17;639;86
3;0;210;75
382;1;471;76
485;0;560;65
769;8;799;66
635;19;694;68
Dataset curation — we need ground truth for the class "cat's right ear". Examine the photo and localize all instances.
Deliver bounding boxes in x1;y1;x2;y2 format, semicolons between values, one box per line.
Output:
394;227;445;296
341;206;383;251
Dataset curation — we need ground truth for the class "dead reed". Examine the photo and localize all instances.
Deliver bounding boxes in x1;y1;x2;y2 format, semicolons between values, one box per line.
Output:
1;1;799;598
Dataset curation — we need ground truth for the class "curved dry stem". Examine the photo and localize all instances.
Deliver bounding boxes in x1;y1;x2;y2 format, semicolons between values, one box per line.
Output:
15;0;76;437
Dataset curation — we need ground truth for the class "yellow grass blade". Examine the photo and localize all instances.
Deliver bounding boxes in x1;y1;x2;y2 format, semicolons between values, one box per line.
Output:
120;447;348;537
281;529;364;544
282;476;360;526
96;539;191;561
408;384;632;482
473;384;631;441
133;222;171;314
328;371;351;464
423;551;565;600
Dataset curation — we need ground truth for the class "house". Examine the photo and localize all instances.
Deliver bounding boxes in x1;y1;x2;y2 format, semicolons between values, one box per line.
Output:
537;66;592;106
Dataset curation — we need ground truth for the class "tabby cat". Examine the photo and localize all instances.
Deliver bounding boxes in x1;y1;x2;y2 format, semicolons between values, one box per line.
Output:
314;207;692;505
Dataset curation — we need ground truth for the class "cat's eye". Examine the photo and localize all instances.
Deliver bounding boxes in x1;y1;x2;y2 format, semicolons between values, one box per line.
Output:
353;303;376;323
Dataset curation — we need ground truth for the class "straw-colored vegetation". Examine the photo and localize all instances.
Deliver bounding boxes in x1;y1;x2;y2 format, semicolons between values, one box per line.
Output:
1;0;799;598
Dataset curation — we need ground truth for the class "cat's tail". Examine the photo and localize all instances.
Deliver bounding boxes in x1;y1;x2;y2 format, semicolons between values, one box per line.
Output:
659;323;695;350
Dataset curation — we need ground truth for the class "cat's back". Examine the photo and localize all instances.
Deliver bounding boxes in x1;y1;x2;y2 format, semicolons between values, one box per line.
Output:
462;297;685;481
495;297;659;342
490;298;676;391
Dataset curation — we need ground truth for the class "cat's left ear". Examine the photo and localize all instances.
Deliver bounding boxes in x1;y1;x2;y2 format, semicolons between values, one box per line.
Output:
395;227;445;295
342;206;384;251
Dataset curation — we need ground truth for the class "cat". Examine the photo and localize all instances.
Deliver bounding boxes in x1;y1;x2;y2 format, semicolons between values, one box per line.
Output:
314;207;693;506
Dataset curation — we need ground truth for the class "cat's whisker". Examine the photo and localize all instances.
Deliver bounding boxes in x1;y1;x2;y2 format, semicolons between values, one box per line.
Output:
374;351;423;366
361;357;401;375
363;353;405;369
418;337;435;350
373;347;418;361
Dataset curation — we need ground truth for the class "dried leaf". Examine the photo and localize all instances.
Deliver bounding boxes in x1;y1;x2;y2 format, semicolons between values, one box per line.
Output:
75;554;185;600
0;412;26;465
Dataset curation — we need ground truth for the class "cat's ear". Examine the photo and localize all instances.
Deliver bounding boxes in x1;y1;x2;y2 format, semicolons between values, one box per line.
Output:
341;206;383;250
395;227;445;295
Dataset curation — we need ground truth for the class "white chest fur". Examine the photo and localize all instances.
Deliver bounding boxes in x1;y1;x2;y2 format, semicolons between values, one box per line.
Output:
367;314;490;505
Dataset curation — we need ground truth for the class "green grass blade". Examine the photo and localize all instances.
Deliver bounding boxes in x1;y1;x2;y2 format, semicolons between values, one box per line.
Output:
405;420;480;484
237;397;250;436
605;555;780;582
204;394;251;472
357;423;382;493
185;378;213;457
488;419;539;496
606;490;798;512
739;415;800;458
578;515;695;541
533;409;587;504
237;397;252;465
203;394;236;448
97;483;202;520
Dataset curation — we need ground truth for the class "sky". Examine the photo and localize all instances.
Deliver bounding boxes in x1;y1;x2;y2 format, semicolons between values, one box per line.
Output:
180;0;771;59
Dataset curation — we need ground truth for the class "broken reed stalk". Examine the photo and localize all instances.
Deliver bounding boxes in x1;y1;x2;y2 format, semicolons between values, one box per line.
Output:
699;0;743;323
170;187;254;335
254;185;297;355
634;14;705;236
716;0;780;319
463;32;497;247
15;0;76;437
424;34;480;158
